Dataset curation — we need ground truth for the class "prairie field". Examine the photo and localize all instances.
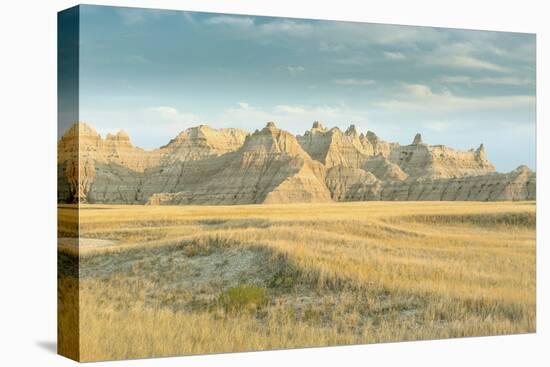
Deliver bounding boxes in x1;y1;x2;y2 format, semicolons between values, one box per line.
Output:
58;201;536;361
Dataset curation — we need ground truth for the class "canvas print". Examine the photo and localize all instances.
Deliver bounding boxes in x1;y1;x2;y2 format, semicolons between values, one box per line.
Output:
57;5;536;362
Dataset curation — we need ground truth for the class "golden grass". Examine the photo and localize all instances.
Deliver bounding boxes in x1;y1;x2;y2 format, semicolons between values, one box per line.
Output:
58;201;536;361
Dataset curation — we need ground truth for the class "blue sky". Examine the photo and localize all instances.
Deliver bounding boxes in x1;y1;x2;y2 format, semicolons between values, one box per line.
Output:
73;5;535;171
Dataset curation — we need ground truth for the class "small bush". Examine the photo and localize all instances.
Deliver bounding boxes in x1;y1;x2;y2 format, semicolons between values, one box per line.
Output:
181;238;218;257
218;285;268;313
182;242;211;257
268;269;298;290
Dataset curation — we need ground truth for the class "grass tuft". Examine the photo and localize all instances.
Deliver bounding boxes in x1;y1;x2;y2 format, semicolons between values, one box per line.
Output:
218;285;268;313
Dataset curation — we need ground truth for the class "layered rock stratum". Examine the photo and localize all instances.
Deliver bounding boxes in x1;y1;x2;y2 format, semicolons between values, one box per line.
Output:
58;122;536;205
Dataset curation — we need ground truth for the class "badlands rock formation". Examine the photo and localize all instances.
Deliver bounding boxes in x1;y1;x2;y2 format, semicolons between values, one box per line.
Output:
296;122;398;168
58;121;536;205
146;122;331;205
387;135;495;179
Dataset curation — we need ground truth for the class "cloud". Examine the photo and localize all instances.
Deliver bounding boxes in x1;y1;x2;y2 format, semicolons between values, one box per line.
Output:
424;121;452;131
116;8;168;26
204;16;317;40
146;106;202;125
383;51;406;60
117;9;145;25
333;55;371;65
275;105;307;114
423;42;509;73
319;41;344;52
333;78;375;86
181;11;196;24
205;15;254;28
474;77;534;86
275;104;342;117
420;42;510;73
403;83;439;97
127;54;151;64
218;102;367;134
323;22;447;47
287;66;305;74
219;102;274;128
449;56;509;72
79;106;204;149
377;83;535;111
439;75;473;84
440;75;534;86
487;45;508;57
259;20;313;34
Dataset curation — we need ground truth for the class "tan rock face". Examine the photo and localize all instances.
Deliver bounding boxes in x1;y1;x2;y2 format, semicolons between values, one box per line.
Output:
58;121;535;205
57;122;248;204
145;123;330;205
325;165;379;201
161;125;249;163
360;131;398;157
297;123;380;168
333;164;535;202
387;141;496;179
363;155;408;181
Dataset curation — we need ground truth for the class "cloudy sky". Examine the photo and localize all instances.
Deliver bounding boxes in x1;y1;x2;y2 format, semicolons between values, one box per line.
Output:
72;5;535;171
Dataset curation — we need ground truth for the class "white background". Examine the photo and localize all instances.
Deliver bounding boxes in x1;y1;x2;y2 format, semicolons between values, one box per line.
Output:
0;0;547;365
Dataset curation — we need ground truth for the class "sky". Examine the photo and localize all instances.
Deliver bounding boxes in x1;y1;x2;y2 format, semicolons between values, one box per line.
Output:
67;5;535;172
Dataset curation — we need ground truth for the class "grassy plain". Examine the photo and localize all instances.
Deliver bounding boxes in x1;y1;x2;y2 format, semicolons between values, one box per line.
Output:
58;201;536;361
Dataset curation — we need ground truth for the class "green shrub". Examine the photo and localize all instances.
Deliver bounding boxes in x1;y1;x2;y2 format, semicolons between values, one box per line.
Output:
268;269;298;290
218;285;268;313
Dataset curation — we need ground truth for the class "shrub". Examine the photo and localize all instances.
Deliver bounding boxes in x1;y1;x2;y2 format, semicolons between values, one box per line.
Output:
218;285;268;313
268;269;298;290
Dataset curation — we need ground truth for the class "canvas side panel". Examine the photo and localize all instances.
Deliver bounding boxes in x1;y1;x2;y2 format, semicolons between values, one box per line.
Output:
57;5;80;362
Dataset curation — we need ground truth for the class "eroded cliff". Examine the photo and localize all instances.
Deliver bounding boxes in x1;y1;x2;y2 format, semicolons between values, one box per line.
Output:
58;121;535;204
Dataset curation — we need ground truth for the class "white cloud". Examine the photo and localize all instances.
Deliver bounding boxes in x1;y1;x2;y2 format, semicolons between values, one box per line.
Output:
147;106;202;125
333;55;371;65
275;105;342;117
324;22;447;46
220;103;274;128
424;42;509;73
80;107;204;149
440;75;534;86
275;105;307;114
204;17;316;39
218;102;367;134
117;9;145;25
181;11;195;24
487;46;508;57
116;8;167;26
403;83;436;97
205;15;254;28
450;56;509;72
424;121;452;131
333;78;375;86
383;51;406;60
287;66;305;74
474;77;534;86
439;75;472;84
259;20;313;34
378;83;535;111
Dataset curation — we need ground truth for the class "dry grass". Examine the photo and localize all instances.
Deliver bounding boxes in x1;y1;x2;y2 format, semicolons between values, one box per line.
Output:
58;201;536;361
